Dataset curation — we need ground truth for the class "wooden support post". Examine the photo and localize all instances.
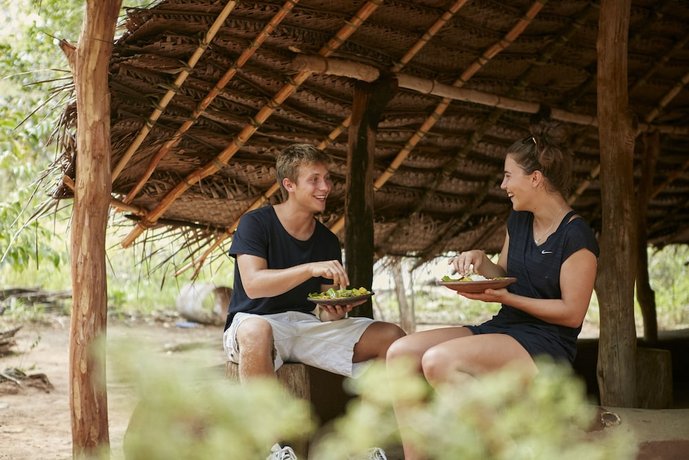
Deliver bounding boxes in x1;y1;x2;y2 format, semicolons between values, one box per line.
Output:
345;77;397;318
636;132;660;343
392;260;415;333
595;0;638;407
64;1;122;457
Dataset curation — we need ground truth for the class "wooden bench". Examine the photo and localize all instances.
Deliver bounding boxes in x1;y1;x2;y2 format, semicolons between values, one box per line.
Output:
574;340;674;408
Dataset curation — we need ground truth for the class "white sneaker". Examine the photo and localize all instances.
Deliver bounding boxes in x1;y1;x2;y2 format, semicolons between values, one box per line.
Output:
267;443;298;460
367;448;387;460
348;447;387;460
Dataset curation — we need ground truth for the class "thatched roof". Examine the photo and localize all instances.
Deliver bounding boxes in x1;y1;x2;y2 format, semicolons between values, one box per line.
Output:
54;0;689;273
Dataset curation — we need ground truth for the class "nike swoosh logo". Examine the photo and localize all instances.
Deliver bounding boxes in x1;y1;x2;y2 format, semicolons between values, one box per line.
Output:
541;250;553;254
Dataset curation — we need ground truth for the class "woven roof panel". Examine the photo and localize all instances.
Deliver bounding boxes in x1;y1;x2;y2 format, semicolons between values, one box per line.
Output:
54;0;689;265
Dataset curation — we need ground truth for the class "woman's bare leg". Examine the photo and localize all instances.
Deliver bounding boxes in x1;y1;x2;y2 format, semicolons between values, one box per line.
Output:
385;327;473;460
385;326;473;371
421;333;537;386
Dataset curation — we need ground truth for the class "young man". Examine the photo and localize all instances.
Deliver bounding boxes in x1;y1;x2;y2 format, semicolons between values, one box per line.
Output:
223;144;406;382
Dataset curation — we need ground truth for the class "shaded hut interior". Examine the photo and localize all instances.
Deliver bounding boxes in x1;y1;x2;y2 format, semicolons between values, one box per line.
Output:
52;0;689;410
54;0;689;265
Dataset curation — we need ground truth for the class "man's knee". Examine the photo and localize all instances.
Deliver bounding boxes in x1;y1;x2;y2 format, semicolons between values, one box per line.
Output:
355;321;406;359
236;317;274;355
379;322;406;345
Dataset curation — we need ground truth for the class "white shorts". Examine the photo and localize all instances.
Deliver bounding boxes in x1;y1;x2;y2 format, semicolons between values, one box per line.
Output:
223;310;376;377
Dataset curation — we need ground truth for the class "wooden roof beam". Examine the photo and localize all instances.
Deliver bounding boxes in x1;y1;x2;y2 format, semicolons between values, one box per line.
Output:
120;0;382;249
293;54;689;135
408;2;599;261
328;0;548;236
110;0;238;181
568;0;682;205
122;0;299;204
176;0;468;277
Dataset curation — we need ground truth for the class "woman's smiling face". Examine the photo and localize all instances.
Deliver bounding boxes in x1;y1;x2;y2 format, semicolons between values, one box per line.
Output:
501;154;535;211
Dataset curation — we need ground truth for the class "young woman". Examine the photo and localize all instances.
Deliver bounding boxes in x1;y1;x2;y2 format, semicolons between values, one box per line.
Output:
386;135;599;459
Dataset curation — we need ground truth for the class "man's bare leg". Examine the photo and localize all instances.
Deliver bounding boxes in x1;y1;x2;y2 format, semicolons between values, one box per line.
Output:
352;321;406;362
235;317;276;381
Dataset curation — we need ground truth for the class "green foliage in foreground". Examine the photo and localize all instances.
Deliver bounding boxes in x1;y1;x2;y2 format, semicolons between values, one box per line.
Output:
108;344;635;460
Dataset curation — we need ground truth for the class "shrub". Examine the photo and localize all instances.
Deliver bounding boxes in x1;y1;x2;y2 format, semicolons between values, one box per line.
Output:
109;345;636;460
312;360;635;460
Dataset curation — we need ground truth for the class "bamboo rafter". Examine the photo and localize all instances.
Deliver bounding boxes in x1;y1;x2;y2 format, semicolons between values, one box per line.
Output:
576;63;689;226
329;0;548;235
390;0;470;73
120;0;383;249
643;68;689;125
414;2;599;260
567;0;677;206
646;68;689;200
175;0;468;277
62;175;146;216
175;182;280;277
122;0;299;204
629;29;689;94
458;2;681;225
110;0;238;182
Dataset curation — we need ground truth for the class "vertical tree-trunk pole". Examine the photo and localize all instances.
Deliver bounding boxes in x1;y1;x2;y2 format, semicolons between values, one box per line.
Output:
392;260;415;333
346;77;397;318
66;1;122;457
636;132;659;343
596;0;638;407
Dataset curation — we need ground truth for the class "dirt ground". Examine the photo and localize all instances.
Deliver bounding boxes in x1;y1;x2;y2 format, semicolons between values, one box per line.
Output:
1;315;689;460
0;315;223;460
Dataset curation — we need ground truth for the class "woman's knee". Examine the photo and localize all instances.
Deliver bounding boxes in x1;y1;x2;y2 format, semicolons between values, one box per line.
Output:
420;346;457;384
386;333;422;363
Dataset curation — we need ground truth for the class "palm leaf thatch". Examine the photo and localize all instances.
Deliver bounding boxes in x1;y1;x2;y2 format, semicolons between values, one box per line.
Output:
51;0;689;273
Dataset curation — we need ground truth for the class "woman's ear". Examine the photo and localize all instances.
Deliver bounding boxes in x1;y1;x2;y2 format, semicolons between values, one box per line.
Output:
531;170;544;188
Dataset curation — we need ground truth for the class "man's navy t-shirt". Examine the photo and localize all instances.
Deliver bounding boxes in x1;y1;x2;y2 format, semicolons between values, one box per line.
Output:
223;206;341;331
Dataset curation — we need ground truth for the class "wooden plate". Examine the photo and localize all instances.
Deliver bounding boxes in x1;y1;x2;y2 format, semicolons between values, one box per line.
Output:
307;293;373;306
439;277;517;294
